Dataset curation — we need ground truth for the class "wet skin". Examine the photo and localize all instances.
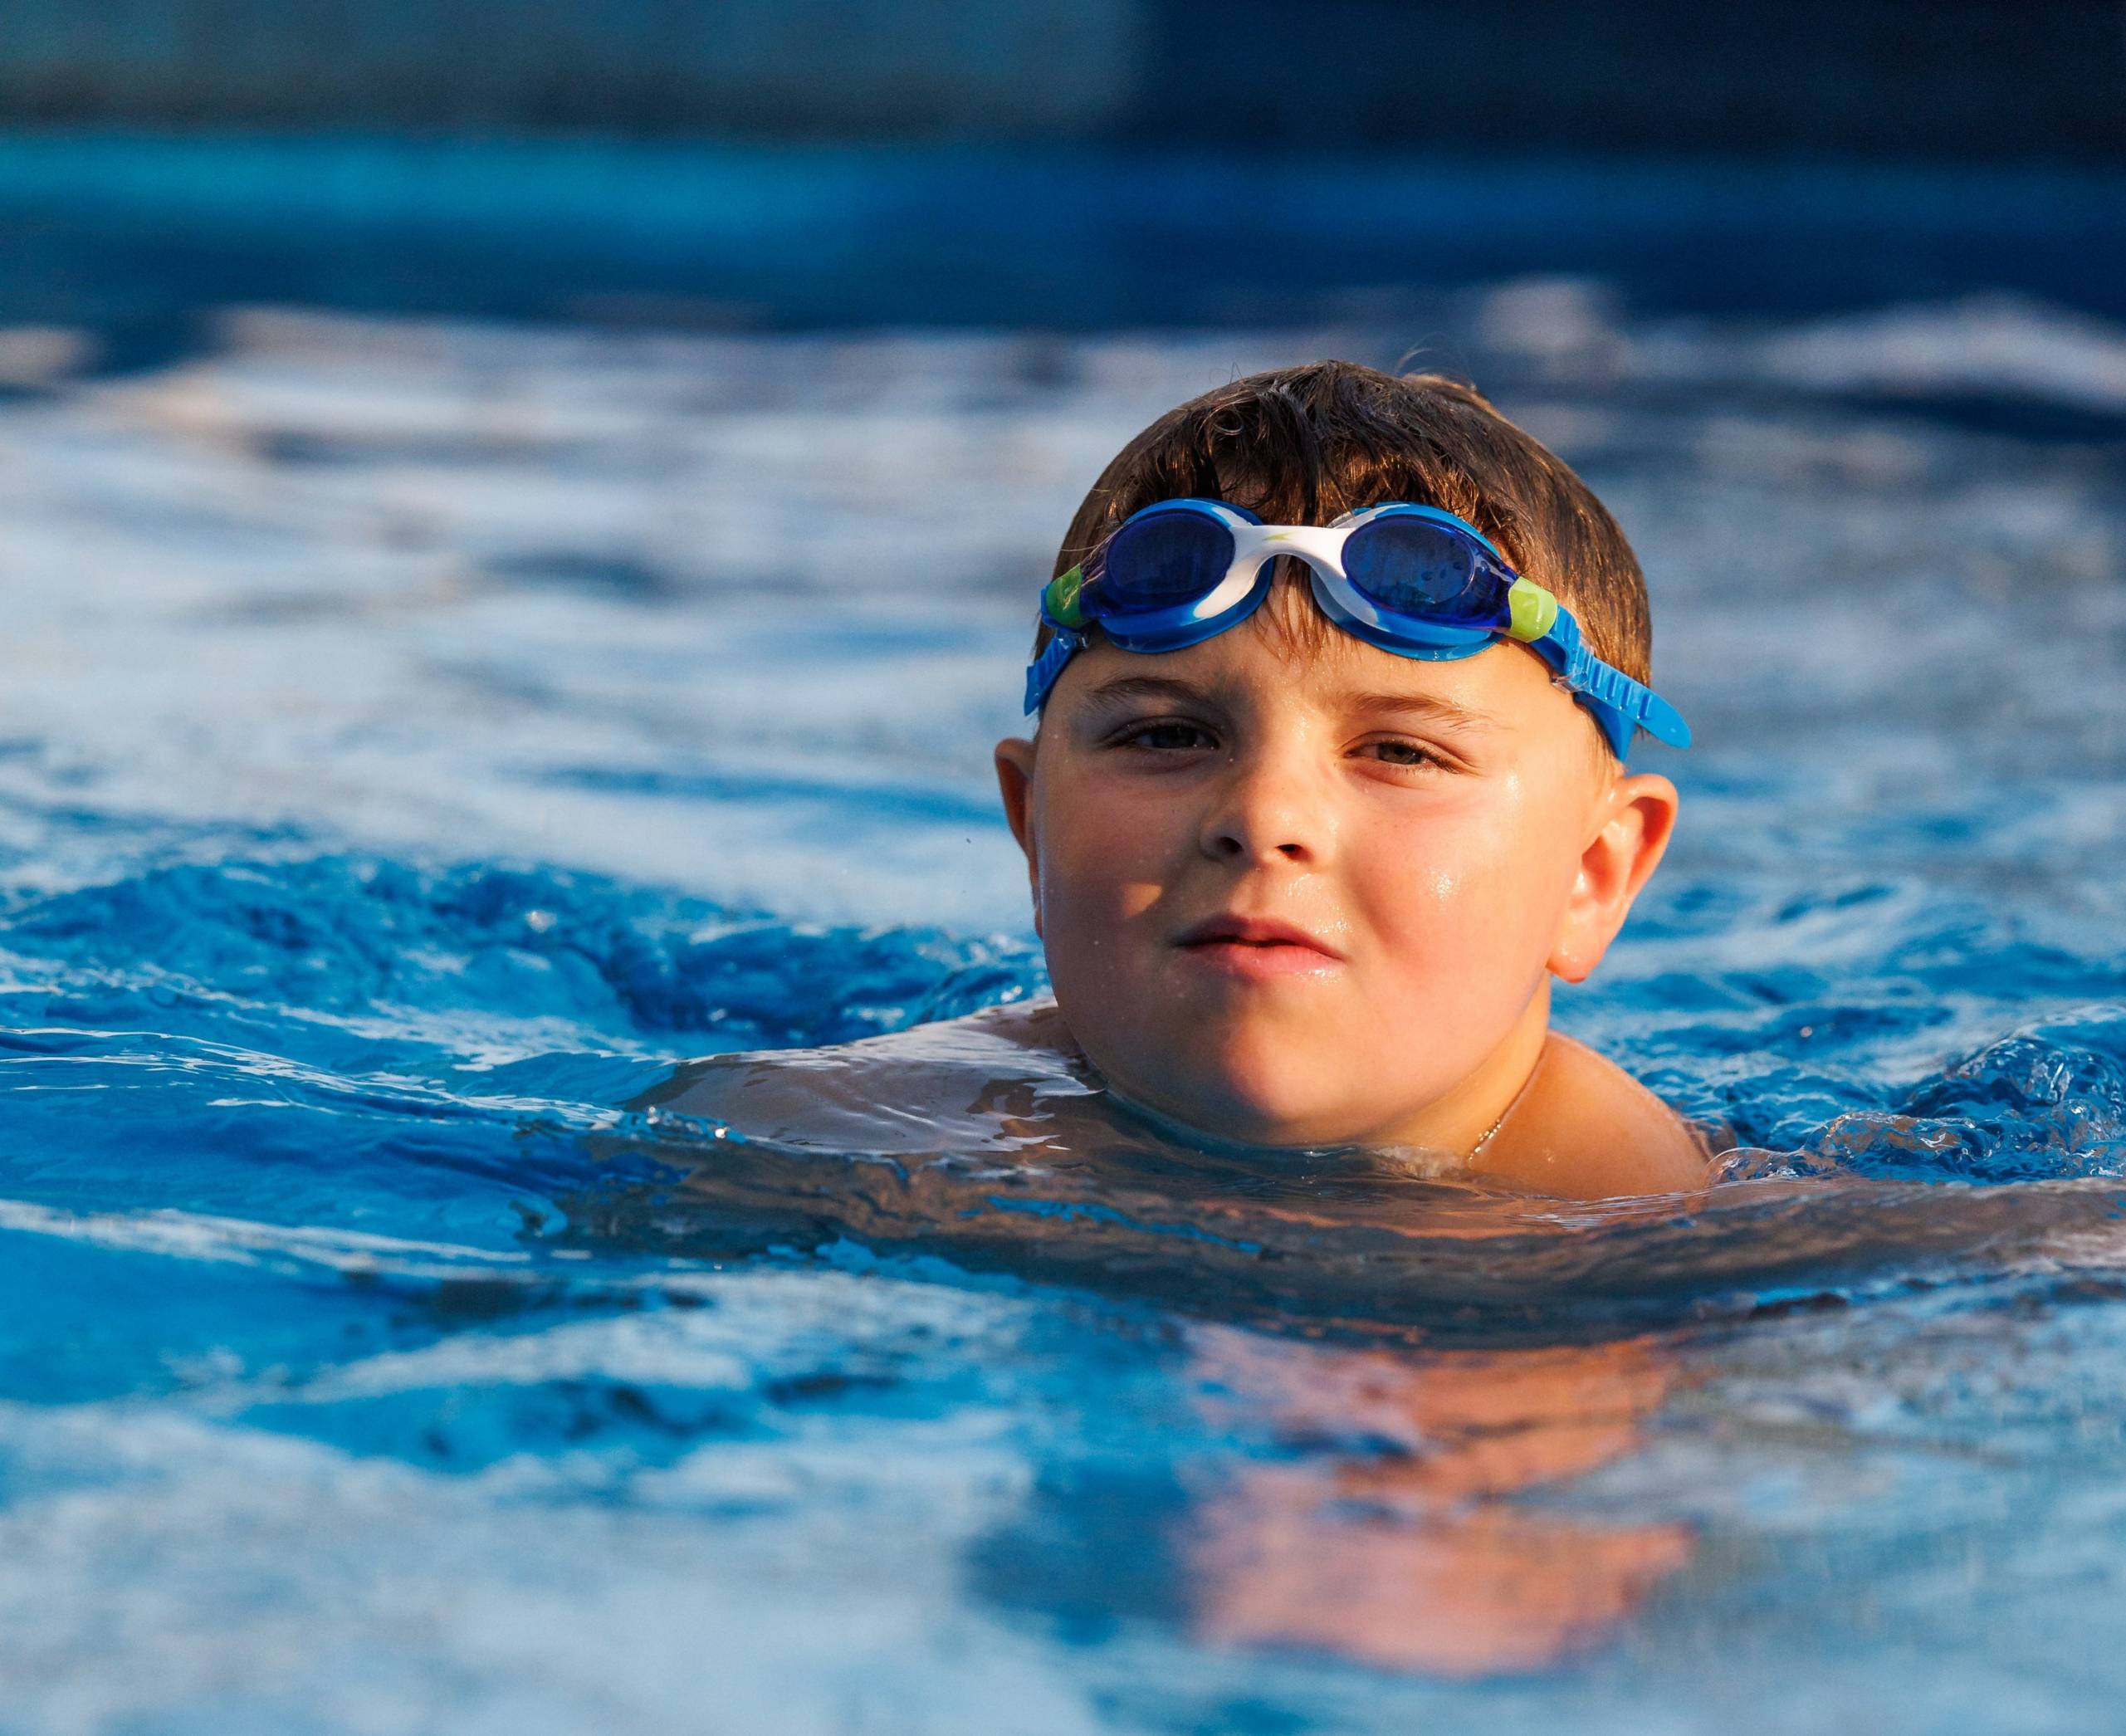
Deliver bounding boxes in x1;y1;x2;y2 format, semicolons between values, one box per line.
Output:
993;580;1708;1196
652;1000;1703;1201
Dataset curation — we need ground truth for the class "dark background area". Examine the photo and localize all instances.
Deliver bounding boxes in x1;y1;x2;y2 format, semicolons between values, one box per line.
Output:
1136;1;2126;159
0;0;2120;158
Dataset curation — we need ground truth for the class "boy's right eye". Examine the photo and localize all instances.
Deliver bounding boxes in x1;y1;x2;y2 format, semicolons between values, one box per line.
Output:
1111;718;1217;753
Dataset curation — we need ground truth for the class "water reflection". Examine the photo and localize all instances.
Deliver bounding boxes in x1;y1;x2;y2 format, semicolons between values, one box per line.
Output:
1180;1329;1691;1674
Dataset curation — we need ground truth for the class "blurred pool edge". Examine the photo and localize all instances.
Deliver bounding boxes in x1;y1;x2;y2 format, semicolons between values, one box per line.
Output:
2;132;2124;340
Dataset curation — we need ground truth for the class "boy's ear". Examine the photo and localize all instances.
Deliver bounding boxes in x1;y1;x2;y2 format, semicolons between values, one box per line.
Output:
1547;772;1679;985
993;736;1042;933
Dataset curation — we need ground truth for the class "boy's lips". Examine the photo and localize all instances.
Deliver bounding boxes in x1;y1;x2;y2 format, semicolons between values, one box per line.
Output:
1172;914;1345;980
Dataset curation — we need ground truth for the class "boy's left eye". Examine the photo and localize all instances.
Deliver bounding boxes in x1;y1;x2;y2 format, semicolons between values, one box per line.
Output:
1356;738;1448;770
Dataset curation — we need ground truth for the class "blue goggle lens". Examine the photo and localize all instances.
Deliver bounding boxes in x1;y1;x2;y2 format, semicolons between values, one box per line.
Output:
1342;516;1498;621
1097;511;1238;609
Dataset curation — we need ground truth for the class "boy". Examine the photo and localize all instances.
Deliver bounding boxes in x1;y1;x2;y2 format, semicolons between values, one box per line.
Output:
658;362;1708;1199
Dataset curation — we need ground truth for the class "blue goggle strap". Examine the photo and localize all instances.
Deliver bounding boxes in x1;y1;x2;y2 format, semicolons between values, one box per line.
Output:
1522;609;1693;759
1024;622;1083;714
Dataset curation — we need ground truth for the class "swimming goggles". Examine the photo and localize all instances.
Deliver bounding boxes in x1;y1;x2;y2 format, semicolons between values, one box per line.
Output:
1024;498;1689;760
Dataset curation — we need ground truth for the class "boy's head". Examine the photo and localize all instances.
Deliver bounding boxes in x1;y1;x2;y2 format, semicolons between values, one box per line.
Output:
995;362;1680;1152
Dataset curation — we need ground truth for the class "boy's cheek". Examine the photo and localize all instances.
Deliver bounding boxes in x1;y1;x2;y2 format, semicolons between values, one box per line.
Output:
1036;788;1185;917
1032;824;1166;987
1039;872;1169;999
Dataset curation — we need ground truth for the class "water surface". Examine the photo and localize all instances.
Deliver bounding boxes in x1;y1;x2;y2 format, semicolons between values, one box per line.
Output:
1;244;2124;1732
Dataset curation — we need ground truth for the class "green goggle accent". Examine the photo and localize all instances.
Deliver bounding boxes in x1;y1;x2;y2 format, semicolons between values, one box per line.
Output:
1504;578;1559;643
1043;564;1088;629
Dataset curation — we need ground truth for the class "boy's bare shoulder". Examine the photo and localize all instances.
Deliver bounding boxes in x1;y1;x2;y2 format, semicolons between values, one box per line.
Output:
638;1000;1087;1153
640;1007;1708;1198
1474;1033;1713;1199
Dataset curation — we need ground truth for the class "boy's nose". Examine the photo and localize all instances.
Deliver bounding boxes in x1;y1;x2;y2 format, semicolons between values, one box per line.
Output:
1197;751;1334;868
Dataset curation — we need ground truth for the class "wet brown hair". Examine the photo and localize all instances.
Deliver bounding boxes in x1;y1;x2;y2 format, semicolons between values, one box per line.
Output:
1044;360;1651;686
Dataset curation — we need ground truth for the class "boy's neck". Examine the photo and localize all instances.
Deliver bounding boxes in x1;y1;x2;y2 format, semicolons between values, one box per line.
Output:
1378;980;1554;1161
1077;985;1558;1166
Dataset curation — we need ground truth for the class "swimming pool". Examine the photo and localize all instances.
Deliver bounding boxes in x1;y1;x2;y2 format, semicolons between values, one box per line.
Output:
2;248;2124;1729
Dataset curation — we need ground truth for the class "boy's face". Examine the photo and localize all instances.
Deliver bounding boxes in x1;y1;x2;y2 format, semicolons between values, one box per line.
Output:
995;584;1678;1152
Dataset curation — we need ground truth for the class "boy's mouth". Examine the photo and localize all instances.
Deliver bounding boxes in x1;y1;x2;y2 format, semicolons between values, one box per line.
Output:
1172;914;1344;980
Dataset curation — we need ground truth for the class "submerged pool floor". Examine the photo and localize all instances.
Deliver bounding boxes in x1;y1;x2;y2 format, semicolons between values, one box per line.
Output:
0;288;2123;1733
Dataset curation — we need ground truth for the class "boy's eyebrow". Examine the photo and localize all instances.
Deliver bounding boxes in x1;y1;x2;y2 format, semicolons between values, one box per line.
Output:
1343;690;1512;731
1078;674;1219;707
1080;673;1508;731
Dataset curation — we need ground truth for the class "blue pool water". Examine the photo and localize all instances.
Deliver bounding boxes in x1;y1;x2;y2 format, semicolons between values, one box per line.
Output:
2;213;2125;1729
